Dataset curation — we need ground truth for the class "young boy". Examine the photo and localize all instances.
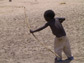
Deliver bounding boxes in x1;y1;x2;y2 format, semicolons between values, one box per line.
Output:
30;10;74;62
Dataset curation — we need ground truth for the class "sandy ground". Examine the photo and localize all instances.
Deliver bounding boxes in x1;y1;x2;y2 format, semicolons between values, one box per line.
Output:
0;0;84;63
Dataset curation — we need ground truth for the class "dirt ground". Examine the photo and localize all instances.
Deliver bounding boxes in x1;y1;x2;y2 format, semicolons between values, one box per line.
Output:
0;0;84;63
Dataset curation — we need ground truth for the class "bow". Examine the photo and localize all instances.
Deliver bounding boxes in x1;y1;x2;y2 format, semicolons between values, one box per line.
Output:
24;7;60;58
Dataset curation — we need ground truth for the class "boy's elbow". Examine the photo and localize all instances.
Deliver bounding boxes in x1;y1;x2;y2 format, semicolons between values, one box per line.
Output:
60;18;65;22
62;18;65;21
59;18;65;23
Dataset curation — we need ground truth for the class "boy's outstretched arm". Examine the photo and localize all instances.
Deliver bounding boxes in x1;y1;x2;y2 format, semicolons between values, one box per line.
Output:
58;17;65;23
30;23;49;33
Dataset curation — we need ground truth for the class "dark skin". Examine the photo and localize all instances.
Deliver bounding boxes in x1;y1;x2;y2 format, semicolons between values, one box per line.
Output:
9;0;12;2
30;17;65;33
30;17;51;33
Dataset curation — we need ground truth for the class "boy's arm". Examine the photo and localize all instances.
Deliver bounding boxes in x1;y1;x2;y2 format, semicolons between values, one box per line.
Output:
30;23;49;33
58;18;65;23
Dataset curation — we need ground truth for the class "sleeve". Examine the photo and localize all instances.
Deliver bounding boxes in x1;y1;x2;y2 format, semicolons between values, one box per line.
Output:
33;23;49;33
58;18;65;23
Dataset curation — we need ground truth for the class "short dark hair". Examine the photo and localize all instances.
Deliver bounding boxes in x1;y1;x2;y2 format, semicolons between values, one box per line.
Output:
44;10;55;19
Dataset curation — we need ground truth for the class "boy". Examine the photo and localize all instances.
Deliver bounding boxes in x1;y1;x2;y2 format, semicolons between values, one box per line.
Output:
30;10;74;62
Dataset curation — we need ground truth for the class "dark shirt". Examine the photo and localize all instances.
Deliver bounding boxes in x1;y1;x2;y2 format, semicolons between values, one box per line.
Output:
33;18;66;38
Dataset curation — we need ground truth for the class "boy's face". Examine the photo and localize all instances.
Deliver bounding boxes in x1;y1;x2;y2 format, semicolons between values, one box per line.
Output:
44;17;51;21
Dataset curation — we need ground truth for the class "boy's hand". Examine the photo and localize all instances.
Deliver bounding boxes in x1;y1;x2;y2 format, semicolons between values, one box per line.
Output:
30;29;34;33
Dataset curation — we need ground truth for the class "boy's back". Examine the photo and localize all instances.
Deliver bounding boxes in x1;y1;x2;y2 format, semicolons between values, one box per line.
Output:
47;18;66;38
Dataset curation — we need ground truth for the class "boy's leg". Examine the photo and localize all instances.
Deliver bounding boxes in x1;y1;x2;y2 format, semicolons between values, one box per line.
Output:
63;37;74;60
54;37;63;61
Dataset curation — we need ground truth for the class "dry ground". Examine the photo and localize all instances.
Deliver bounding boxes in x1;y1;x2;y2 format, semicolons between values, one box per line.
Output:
0;0;84;63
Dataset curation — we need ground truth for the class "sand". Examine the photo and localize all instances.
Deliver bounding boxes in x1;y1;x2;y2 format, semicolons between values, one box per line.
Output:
0;0;84;63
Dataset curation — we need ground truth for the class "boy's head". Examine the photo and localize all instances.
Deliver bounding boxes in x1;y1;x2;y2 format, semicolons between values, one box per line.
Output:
44;10;55;21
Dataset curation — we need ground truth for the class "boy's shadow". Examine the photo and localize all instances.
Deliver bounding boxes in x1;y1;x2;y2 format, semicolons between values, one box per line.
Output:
55;60;72;63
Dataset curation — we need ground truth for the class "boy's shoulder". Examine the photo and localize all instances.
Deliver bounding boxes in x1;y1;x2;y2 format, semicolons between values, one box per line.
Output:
55;17;65;23
54;18;59;22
